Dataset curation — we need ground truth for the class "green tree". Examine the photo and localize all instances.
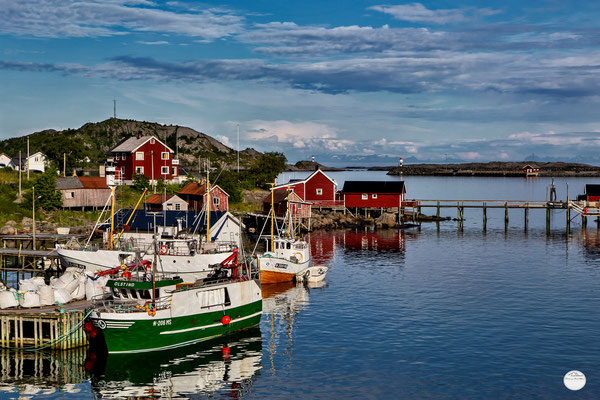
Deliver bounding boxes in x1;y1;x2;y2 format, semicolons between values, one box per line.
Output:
212;170;243;203
132;172;149;192
33;167;62;211
247;152;287;188
155;177;167;193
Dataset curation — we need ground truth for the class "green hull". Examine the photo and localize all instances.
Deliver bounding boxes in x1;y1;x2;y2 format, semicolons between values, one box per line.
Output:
94;300;262;354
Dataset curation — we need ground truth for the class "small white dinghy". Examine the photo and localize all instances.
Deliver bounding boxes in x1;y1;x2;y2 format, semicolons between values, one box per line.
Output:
296;265;328;283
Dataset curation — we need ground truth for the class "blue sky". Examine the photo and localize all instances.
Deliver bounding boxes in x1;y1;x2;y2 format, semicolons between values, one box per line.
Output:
1;0;600;165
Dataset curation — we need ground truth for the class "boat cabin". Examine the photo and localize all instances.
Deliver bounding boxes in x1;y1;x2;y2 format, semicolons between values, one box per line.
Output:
105;278;183;303
263;237;310;264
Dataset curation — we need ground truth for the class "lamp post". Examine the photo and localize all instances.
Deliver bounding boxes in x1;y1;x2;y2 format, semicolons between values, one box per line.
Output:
32;187;36;250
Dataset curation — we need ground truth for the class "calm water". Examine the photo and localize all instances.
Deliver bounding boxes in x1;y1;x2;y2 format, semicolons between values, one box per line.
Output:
2;173;600;399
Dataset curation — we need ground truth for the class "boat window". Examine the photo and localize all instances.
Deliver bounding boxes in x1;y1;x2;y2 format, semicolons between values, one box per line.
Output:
113;288;122;297
130;290;139;299
224;288;231;306
287;242;291;249
139;290;151;300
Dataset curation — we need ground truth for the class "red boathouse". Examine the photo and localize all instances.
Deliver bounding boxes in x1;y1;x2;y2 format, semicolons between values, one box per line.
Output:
341;181;406;208
274;169;339;206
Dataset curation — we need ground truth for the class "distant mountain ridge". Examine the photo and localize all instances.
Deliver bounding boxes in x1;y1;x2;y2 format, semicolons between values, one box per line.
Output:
0;118;260;171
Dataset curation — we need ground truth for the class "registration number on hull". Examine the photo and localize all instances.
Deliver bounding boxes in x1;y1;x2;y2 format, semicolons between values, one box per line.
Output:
153;319;172;327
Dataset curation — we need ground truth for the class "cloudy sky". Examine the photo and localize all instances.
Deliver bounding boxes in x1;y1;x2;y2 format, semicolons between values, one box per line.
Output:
1;0;600;165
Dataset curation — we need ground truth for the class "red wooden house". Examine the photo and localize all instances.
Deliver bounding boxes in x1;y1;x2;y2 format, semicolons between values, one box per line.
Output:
108;135;179;183
178;182;229;212
263;190;311;218
273;169;339;206
584;184;600;202
523;164;539;177
341;181;406;208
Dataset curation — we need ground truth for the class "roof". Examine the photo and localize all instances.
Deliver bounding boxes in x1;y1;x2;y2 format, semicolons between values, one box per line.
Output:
274;169;337;189
341;181;406;194
178;182;229;197
0;153;11;159
585;184;600;196
263;190;308;204
56;176;108;190
145;194;174;204
79;177;108;189
110;136;173;153
100;210;235;236
56;176;84;190
523;164;539;169
11;152;44;163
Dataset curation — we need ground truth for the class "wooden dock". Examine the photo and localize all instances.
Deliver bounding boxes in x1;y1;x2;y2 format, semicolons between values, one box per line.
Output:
0;301;90;350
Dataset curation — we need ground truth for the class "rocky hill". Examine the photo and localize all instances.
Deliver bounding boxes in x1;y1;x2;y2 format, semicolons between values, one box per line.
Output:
0;118;260;171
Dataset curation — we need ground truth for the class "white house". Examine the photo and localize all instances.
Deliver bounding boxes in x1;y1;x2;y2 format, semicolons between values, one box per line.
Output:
0;153;11;168
11;152;46;173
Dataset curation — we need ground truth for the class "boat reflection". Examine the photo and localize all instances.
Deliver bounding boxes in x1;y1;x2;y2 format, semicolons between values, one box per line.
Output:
261;280;326;374
308;229;407;260
87;327;262;399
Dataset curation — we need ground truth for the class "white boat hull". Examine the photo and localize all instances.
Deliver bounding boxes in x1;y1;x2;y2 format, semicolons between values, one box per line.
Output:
57;248;234;283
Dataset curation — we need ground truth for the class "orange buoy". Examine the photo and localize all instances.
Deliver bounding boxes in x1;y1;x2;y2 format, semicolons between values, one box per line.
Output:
221;315;231;325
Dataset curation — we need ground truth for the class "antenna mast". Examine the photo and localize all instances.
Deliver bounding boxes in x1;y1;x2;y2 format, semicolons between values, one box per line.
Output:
113;99;117;119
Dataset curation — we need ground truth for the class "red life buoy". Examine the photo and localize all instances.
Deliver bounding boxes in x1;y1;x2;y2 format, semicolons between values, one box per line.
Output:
159;245;169;255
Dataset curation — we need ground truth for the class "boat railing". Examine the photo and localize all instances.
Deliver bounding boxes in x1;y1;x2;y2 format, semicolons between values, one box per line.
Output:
91;295;172;313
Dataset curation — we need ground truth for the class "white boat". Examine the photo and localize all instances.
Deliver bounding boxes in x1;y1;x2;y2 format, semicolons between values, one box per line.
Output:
256;186;328;284
295;265;329;283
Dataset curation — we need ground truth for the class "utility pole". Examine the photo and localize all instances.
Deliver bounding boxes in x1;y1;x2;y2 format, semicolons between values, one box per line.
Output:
237;123;240;173
113;99;117;119
18;150;22;197
27;136;30;180
32;186;36;250
63;153;66;177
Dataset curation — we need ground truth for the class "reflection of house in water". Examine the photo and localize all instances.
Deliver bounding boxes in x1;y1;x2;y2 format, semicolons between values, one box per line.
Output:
88;328;262;399
582;230;600;260
342;230;407;253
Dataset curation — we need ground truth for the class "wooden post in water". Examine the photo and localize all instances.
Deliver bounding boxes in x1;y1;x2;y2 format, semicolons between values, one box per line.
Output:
566;203;571;234
482;201;487;231
436;201;440;219
546;206;551;232
524;204;529;231
582;214;587;230
504;202;509;230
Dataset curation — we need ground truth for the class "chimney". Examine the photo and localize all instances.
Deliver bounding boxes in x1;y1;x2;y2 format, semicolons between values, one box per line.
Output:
137;130;142;139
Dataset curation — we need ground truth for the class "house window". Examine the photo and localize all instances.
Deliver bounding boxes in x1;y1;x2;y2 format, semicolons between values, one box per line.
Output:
120;167;125;176
161;166;169;175
362;194;368;200
298;204;302;209
115;154;119;161
161;152;170;160
122;153;126;160
135;166;144;174
69;191;75;198
316;188;323;195
372;194;378;199
175;203;181;211
136;152;144;161
172;166;177;176
213;197;220;206
150;138;155;144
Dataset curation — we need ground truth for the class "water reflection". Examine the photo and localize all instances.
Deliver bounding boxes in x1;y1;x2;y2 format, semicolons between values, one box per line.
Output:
0;348;88;398
88;328;262;399
308;229;407;260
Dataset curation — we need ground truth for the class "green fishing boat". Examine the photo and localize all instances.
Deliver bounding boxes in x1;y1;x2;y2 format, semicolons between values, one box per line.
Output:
85;249;262;354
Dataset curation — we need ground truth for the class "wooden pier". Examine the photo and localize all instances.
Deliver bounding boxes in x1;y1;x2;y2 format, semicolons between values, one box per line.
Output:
0;301;90;350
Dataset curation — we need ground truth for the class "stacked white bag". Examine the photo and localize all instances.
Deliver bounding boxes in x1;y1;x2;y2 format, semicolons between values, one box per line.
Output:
4;267;112;309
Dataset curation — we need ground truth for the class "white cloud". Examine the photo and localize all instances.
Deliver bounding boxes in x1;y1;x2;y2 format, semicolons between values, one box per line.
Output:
369;3;499;24
0;0;243;39
216;135;233;147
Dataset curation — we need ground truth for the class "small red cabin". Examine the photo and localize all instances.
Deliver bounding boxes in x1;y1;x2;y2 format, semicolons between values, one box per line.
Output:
263;190;311;218
274;169;338;206
341;181;406;208
109;135;179;182
523;164;539;177
178;182;229;212
584;184;600;202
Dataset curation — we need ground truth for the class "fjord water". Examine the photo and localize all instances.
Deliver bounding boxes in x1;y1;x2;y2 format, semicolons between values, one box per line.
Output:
2;173;600;399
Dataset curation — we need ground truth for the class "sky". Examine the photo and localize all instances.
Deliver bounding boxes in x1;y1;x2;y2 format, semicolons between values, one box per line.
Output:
1;0;600;166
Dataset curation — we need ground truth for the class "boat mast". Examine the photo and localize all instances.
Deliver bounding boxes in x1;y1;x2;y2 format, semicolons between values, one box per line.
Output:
206;159;210;244
109;186;115;249
270;181;275;252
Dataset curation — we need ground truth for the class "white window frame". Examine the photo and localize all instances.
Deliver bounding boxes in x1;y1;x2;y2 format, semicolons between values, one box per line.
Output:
372;194;378;199
172;166;177;176
150;138;155;144
161;166;169;175
122;153;126;160
135;166;144;174
213;197;220;206
316;188;323;195
115;154;119;161
161;152;169;160
175;203;181;211
362;194;368;200
135;152;144;161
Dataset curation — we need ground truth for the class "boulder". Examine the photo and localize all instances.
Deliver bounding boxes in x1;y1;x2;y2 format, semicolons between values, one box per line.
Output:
5;220;17;226
21;217;33;227
0;225;15;235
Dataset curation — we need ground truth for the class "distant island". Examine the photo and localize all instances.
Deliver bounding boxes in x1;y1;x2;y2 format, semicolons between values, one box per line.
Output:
386;161;600;177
